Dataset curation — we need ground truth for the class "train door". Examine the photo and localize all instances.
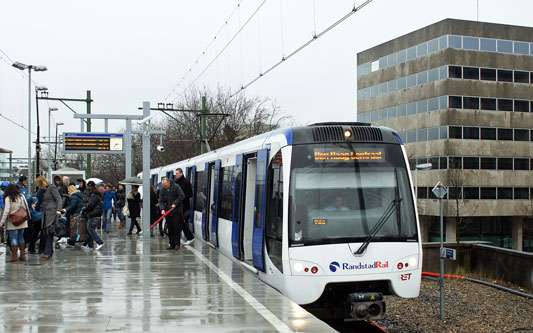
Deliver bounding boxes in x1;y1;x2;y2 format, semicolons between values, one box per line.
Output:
252;148;269;271
201;162;211;241
231;152;257;261
210;160;222;247
187;166;195;233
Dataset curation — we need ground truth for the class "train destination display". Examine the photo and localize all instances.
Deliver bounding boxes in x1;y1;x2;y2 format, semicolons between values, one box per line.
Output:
313;148;384;162
63;133;125;154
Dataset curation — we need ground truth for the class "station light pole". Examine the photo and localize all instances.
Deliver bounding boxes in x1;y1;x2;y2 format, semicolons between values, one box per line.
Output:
12;61;47;191
54;122;64;171
415;162;433;198
48;107;58;177
35;86;48;177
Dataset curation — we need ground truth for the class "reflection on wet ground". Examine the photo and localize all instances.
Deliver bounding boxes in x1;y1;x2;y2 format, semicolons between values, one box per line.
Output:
0;226;332;332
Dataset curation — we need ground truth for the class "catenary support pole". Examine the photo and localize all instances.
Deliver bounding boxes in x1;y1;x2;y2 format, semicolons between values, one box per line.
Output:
86;90;92;178
141;101;151;240
27;69;32;191
201;96;207;154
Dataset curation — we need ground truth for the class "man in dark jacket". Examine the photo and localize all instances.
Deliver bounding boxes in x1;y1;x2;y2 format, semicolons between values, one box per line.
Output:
159;177;185;250
174;168;195;245
81;181;104;251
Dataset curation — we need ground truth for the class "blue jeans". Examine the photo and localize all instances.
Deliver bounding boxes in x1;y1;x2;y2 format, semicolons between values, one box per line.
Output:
117;206;125;222
103;209;113;231
7;229;25;246
87;217;103;247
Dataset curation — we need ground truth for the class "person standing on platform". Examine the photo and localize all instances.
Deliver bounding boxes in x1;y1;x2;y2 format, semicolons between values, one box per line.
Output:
126;185;142;235
159;177;185;250
62;185;84;246
0;184;31;262
16;175;30;200
81;181;104;251
35;176;62;260
115;184;126;229
149;185;159;237
174;168;195;245
102;184;117;234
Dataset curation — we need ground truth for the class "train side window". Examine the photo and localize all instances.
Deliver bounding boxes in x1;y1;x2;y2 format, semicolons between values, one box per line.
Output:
195;171;205;212
266;150;284;273
219;166;235;221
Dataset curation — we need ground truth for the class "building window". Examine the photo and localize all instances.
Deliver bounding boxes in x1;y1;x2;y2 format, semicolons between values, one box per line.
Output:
463;67;479;80
397;49;407;63
463;36;479;50
439;157;448;169
417;99;428;113
448;187;462;200
481;128;496;140
480;187;496;199
407;74;417;88
440;126;448;139
514;41;529;55
463;157;479;169
514;100;530;113
449;96;462;108
497;128;513;140
417;42;428;57
417;128;428;141
388;107;397;119
497;99;513;111
407;102;417;115
480;38;496;51
428;38;439;53
497;40;513;53
429;157;439;169
514;71;529;83
440;66;448;79
407;46;417;61
428;127;439;141
481;157;496;170
497;158;513;170
428;97;439;111
497;69;513;82
480;68;496;81
417;186;428;199
514;158;530;170
387;53;397;66
379;56;387;69
514;129;530;141
398;104;407;117
449;35;462;48
514;188;529;199
407;130;416;143
463;127;479;139
397;77;407;90
497;187;513;199
417;71;428;85
463;187;479;200
439;35;448;49
428;68;439;82
464;97;480;109
449;157;462;169
449;126;462;139
480;98;496;111
449;66;462;78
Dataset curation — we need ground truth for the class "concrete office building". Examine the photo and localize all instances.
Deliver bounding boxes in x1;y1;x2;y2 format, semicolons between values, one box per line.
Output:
356;19;533;252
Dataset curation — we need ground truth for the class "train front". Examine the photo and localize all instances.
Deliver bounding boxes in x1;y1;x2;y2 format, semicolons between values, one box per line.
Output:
285;124;421;321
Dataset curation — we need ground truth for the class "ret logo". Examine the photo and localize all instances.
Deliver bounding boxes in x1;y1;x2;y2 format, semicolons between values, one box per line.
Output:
329;261;340;272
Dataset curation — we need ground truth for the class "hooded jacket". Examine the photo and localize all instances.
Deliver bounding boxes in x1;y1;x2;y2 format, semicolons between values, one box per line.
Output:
83;189;103;218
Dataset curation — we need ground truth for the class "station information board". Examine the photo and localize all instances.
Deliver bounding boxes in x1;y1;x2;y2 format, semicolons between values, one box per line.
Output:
63;132;124;154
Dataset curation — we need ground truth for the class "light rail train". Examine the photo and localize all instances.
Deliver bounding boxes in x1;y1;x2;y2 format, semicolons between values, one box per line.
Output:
143;122;422;321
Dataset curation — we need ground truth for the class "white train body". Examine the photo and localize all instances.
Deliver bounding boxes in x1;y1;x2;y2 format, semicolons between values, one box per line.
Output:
146;123;422;320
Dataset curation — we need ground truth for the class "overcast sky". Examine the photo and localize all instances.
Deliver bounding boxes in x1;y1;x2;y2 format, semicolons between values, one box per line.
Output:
1;0;532;159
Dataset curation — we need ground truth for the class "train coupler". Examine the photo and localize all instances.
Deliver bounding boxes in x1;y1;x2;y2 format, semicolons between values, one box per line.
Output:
344;292;385;321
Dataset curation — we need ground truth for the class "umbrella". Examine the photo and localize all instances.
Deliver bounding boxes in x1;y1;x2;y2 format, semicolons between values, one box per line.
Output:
86;177;103;184
120;177;143;185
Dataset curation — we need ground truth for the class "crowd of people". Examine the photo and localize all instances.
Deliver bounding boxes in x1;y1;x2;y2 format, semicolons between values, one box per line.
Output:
0;167;195;262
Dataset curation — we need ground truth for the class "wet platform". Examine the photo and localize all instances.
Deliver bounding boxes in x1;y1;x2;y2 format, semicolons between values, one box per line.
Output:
0;225;334;332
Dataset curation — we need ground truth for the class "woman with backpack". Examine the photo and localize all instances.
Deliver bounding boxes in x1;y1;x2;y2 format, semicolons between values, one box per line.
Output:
0;183;31;262
62;185;84;246
35;176;62;260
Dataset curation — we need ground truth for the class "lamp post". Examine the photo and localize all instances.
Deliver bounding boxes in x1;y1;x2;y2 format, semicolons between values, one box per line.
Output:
35;86;48;177
12;61;47;191
54;122;64;171
414;162;433;199
48;107;58;177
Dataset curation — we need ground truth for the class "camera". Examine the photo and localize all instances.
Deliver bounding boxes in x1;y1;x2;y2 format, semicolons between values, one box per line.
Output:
157;145;165;152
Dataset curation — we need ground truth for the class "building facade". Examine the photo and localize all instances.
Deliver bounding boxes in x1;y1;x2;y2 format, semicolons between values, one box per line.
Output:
357;19;533;252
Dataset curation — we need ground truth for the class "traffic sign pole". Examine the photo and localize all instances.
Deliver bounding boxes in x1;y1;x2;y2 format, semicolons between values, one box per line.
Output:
432;181;448;320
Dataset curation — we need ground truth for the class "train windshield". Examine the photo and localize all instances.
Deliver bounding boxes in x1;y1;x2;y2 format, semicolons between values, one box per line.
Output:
289;143;417;246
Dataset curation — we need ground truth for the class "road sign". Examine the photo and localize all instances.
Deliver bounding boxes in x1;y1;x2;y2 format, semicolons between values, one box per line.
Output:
440;247;456;260
432;181;448;199
63;132;124;154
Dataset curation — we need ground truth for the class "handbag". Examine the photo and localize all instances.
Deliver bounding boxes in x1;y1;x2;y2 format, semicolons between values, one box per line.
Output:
9;196;31;226
123;201;130;217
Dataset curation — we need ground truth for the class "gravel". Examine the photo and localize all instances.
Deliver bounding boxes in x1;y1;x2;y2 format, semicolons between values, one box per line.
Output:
375;278;533;332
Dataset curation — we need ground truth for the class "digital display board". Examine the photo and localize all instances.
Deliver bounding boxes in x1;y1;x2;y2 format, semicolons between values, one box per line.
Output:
63;133;124;154
313;148;384;162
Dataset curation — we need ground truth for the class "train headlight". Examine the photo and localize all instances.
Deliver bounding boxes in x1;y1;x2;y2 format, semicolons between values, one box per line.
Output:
409;257;417;267
293;263;304;273
344;129;352;138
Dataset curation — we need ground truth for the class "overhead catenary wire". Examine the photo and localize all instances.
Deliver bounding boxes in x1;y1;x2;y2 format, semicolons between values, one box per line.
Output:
170;0;269;102
163;0;245;101
229;0;373;98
